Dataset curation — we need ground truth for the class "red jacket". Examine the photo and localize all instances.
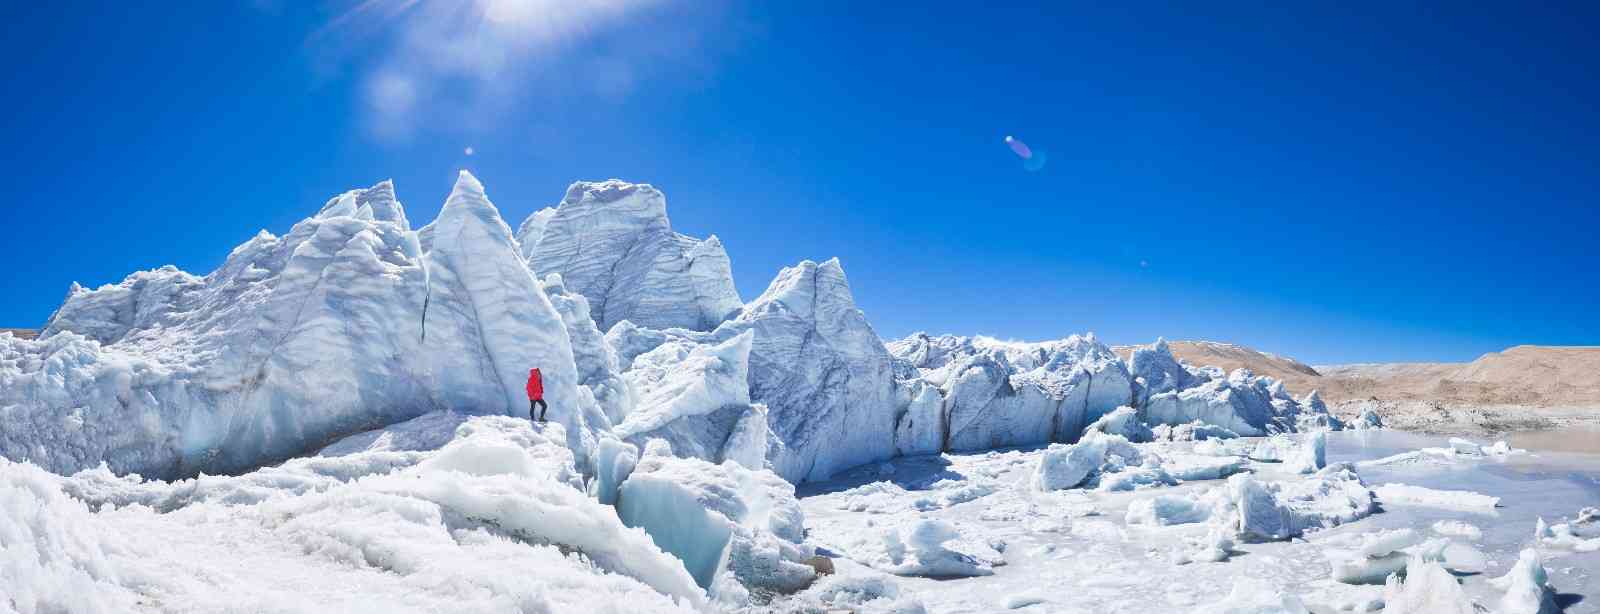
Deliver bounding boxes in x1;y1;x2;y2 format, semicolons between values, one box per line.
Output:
526;368;544;400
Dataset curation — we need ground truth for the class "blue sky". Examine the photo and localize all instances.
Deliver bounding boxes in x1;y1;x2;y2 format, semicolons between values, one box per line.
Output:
2;2;1597;364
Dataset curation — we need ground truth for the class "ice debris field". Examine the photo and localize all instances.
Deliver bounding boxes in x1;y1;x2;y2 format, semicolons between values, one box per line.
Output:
1;172;1595;613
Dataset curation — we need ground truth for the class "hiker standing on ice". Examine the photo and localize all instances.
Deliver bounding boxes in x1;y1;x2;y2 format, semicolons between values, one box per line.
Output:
526;368;547;423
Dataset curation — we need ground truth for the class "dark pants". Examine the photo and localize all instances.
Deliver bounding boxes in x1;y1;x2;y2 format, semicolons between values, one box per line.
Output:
530;399;548;422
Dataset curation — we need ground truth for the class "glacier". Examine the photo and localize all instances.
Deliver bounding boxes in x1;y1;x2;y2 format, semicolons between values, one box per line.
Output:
11;171;1594;613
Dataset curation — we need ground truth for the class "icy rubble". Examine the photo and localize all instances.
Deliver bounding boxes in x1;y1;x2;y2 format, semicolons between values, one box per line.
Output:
1220;464;1376;541
1031;431;1249;493
522;180;741;332
0;414;707;613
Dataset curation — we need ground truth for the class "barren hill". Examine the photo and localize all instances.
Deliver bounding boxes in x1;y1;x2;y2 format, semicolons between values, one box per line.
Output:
1118;340;1600;409
2;328;37;340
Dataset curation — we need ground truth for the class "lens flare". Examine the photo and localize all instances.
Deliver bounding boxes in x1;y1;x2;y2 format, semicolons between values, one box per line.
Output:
1004;135;1032;160
1005;135;1047;171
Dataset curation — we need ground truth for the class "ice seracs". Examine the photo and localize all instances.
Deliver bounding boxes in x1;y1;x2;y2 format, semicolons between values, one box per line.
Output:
524;180;741;332
420;171;598;469
888;333;1135;452
609;258;901;483
4;180;441;479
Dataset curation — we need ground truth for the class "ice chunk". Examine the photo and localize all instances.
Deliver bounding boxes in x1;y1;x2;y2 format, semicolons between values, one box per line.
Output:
1221;465;1375;541
1374;483;1500;513
1534;511;1600;552
1332;551;1409;585
1447;437;1483;455
1285;431;1326;474
1353;405;1384;430
1249;436;1296;462
1084;405;1154;443
1489;548;1557;614
1125;493;1212;526
616;453;812;593
1031;431;1142;491
1380;557;1477;614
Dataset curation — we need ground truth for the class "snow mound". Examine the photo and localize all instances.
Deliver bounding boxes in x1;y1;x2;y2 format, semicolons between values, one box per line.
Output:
1200;578;1309;613
0;414;709;613
777;572;928;614
524;179;741;332
845;519;996;578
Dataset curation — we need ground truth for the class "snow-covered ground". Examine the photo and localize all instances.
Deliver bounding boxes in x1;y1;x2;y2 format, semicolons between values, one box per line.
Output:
783;430;1598;613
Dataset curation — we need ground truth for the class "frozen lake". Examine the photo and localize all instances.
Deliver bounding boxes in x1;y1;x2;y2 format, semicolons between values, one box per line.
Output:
794;429;1599;613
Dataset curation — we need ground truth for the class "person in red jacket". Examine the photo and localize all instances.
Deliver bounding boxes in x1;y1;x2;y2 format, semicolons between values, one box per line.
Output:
526;368;547;423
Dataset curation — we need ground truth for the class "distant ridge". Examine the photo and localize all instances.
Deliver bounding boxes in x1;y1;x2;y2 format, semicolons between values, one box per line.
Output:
1116;340;1600;409
2;328;37;340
